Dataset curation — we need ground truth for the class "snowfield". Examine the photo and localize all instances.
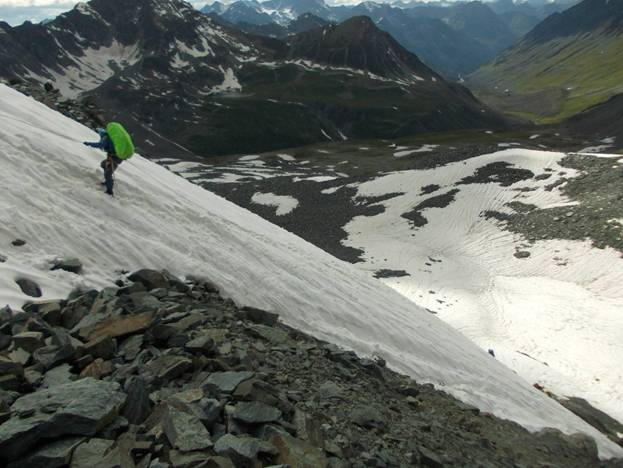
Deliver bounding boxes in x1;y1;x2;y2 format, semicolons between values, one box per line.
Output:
344;149;623;427
0;85;622;458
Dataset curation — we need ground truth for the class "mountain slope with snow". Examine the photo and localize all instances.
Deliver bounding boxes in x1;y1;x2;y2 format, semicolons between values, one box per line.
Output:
0;84;621;458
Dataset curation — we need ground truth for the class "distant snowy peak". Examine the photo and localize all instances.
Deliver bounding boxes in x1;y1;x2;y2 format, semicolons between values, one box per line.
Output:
204;0;332;25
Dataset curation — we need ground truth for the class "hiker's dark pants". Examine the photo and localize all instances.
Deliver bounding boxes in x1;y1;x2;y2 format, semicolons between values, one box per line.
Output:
101;155;122;194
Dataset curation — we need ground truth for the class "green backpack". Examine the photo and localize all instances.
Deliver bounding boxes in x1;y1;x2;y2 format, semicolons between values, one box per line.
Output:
106;122;135;160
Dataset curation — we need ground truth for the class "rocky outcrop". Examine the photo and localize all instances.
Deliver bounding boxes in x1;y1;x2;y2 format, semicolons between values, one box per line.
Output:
0;269;619;467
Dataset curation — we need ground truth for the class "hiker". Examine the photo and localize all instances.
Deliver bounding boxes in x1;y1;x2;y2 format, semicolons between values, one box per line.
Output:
83;123;134;196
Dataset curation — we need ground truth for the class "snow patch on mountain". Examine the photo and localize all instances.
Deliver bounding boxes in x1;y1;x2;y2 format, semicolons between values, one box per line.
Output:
343;149;623;425
0;85;621;458
252;192;299;215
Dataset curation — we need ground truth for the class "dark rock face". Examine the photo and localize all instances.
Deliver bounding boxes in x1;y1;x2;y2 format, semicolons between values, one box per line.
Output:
0;270;618;467
51;257;83;274
0;378;126;461
15;279;42;298
0;0;506;159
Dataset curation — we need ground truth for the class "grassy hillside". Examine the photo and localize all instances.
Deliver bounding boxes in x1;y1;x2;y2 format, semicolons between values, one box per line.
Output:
470;26;623;123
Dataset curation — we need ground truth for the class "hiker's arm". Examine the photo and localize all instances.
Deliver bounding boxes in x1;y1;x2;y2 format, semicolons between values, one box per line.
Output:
83;140;103;148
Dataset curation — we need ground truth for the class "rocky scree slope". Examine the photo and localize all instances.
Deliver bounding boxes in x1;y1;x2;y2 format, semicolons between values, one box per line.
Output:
0;0;506;158
0;270;620;467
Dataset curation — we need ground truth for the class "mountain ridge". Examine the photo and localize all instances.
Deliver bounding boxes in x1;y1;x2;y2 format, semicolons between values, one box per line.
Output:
0;0;507;158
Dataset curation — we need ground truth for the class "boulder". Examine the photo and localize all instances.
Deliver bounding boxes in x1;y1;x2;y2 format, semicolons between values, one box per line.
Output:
51;257;83;274
233;401;282;424
11;239;26;247
128;270;168;291
270;433;329;468
15;279;42;298
122;376;152;425
203;371;254;394
146;355;192;381
69;438;115;468
184;335;215;356
79;358;114;380
119;335;144;361
83;335;117;360
78;312;153;342
350;406;386;430
163;406;212;452
7;435;84;468
12;331;45;353
241;307;279;327
214;434;276;467
0;357;24;377
42;363;75;388
0;378;126;461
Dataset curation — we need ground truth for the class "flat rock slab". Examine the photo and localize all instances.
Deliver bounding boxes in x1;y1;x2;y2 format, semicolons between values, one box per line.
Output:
214;434;276;465
70;438;115;468
8;435;84;468
203;371;254;394
270;433;328;468
0;378;126;461
233;401;282;424
163;406;212;452
78;312;153;342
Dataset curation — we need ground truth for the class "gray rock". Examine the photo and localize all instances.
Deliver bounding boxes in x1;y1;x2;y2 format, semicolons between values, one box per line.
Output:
247;325;289;344
203;371;254;394
15;279;42;298
122;376;152;424
11;239;26;247
32;332;75;370
514;250;531;259
163;406;212;452
41;363;75;388
70;438;114;468
241;307;279;326
128;270;169;291
184;335;215;356
146;355;192;380
0;254;6;263
233;401;282;424
12;331;45;353
316;381;343;400
350;406;386;430
0;357;24;377
214;434;276;467
168;449;213;468
270;433;328;467
83;335;117;360
51;257;83;274
119;335;144;361
0;378;126;461
7;435;84;468
417;446;444;468
7;348;30;366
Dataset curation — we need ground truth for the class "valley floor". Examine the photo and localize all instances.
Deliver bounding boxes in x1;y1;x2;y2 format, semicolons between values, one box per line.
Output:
160;133;623;428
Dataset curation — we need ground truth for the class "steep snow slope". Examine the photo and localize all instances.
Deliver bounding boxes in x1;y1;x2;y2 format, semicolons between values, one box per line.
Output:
0;84;621;457
344;150;623;426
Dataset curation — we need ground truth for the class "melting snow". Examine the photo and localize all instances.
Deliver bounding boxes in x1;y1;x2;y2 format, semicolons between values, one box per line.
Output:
251;192;299;216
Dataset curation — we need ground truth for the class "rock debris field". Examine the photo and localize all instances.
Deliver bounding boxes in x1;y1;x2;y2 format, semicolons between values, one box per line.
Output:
0;269;620;468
